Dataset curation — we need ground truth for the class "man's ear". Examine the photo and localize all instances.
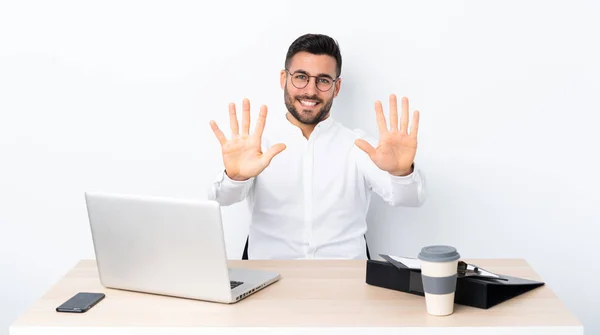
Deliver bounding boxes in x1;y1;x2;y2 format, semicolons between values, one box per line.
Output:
333;78;342;98
280;70;286;89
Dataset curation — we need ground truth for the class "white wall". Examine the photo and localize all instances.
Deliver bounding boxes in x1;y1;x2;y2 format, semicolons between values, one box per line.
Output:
1;0;598;333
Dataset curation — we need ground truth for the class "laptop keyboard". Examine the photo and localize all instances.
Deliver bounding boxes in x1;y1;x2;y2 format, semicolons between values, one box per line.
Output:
230;280;243;289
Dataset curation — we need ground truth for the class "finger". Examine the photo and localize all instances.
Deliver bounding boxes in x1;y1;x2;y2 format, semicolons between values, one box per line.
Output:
263;143;286;164
242;98;251;136
400;96;409;134
374;100;388;134
254;105;268;139
410;110;420;138
354;139;376;158
228;103;239;136
389;94;398;131
210;120;227;145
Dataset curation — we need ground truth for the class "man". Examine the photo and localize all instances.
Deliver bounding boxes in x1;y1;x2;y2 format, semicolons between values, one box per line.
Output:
208;33;426;260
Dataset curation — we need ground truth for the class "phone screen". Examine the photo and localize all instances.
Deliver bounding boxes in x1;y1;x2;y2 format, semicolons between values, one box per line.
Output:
56;292;105;313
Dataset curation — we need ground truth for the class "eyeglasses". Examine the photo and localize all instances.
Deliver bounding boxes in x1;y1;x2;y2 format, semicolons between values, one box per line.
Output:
285;69;339;92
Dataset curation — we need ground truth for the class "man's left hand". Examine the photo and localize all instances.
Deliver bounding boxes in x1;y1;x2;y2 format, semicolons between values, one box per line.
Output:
355;94;420;176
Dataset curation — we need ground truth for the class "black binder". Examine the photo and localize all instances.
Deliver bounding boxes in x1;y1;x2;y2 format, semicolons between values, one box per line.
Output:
365;259;545;309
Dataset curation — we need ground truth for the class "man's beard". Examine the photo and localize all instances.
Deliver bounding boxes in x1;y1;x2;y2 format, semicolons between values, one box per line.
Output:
284;84;333;125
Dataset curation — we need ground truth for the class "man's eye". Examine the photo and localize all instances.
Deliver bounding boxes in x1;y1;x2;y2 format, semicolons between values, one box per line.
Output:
295;74;307;80
318;78;331;84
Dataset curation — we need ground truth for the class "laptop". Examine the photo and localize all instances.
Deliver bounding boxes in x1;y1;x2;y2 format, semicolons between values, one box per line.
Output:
84;191;280;304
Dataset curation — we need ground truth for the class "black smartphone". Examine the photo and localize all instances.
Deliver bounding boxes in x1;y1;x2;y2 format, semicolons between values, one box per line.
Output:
56;292;105;313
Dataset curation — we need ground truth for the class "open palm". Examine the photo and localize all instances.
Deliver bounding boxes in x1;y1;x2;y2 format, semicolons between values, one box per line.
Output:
355;95;420;176
210;98;286;181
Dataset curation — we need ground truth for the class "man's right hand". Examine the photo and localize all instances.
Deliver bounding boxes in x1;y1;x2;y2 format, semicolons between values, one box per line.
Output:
210;98;286;181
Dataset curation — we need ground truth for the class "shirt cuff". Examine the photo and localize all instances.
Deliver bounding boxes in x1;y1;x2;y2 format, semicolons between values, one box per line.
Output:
389;163;418;184
218;170;254;186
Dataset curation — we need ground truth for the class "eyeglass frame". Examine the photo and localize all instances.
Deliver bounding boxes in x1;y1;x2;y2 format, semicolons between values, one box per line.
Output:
284;69;340;92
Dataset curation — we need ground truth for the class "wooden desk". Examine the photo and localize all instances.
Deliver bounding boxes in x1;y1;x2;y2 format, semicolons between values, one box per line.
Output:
10;259;582;334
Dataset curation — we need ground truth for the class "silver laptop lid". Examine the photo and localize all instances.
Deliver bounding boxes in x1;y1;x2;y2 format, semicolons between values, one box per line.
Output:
85;192;233;302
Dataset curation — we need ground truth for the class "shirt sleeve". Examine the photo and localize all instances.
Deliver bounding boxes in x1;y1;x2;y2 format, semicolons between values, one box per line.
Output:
353;130;427;207
207;169;255;206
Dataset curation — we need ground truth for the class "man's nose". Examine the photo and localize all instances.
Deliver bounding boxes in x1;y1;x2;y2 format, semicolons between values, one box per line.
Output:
303;77;318;95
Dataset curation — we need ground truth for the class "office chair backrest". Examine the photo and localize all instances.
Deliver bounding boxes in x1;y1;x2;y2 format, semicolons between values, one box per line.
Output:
241;236;371;260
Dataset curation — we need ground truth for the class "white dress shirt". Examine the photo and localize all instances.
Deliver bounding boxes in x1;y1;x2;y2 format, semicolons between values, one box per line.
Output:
208;112;426;259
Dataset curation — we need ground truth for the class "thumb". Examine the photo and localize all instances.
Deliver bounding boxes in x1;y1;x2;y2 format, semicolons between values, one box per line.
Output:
263;143;287;164
354;139;376;158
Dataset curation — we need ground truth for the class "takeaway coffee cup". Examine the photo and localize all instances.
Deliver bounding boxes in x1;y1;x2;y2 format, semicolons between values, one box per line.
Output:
417;245;461;316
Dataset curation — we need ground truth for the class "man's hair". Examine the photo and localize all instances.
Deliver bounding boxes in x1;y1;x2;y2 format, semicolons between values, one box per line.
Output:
284;33;342;78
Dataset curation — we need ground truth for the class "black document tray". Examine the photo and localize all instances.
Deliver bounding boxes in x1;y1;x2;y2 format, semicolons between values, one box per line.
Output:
365;259;544;309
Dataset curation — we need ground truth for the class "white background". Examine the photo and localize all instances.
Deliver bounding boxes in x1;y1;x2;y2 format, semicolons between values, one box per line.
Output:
1;0;598;333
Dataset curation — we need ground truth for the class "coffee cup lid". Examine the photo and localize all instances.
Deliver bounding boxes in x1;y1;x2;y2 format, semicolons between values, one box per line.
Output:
418;245;460;263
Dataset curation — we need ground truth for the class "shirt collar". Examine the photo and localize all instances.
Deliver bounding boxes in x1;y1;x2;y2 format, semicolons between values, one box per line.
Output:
316;114;335;131
282;112;335;132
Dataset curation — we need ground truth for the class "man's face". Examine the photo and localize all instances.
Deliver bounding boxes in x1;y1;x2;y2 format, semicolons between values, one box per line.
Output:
280;51;341;125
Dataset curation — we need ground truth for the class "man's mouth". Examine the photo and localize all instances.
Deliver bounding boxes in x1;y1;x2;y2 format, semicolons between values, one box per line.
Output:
298;99;320;108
